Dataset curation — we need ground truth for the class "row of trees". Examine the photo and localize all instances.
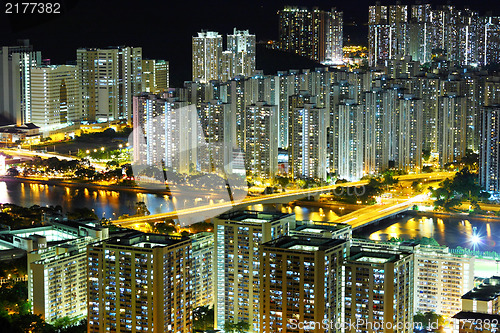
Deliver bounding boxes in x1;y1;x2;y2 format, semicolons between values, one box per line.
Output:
431;167;488;211
330;170;402;204
0;281;85;333
74;128;132;143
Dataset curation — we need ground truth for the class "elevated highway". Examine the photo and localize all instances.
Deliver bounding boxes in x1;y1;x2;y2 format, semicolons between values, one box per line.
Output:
112;172;453;228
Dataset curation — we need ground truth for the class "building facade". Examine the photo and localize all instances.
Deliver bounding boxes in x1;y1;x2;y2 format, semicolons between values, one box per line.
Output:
77;47;142;123
213;211;294;332
87;233;192;333
259;236;347;333
0;40;41;125
142;59;169;94
31;65;81;129
278;6;343;64
479;106;500;193
192;31;223;83
344;246;414;332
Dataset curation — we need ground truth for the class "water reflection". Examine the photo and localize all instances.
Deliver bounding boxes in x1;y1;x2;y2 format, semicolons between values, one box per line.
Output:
361;214;500;252
3;179;500;252
0;180;221;219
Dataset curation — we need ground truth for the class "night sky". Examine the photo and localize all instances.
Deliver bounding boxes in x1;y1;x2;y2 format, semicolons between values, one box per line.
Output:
0;0;497;85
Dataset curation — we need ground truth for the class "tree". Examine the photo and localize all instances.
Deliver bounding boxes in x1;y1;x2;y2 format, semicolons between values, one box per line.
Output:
135;202;150;216
414;311;448;332
67;208;97;221
431;168;481;211
450;167;481;200
224;320;251;333
105;160;119;170
460;149;479;169
274;176;290;188
422;165;433;173
422;149;431;161
193;306;214;331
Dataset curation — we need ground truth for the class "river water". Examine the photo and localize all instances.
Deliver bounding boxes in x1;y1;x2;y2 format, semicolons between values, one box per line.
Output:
1;179;499;253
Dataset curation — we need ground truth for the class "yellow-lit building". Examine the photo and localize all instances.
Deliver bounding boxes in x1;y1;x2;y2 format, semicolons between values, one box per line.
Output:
142;59;169;94
213;210;294;332
87;233;192;333
452;276;500;332
259;236;347;333
344;246;414;332
31;65;81;129
27;222;108;324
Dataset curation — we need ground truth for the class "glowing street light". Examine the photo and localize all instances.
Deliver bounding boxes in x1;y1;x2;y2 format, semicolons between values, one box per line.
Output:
471;234;481;245
470;226;482;249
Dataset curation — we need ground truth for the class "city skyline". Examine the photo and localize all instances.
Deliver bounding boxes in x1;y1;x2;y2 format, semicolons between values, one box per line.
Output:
1;0;499;87
2;1;500;333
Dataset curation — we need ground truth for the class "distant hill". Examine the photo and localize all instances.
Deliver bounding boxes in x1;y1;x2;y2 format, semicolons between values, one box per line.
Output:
256;44;325;75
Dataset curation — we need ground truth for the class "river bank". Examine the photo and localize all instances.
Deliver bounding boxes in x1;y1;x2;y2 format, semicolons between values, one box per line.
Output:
0;176;172;195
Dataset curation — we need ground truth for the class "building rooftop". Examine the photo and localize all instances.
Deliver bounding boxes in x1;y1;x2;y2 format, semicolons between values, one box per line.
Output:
216;210;294;224
453;311;500;321
462;276;500;301
262;236;345;252
348;250;403;264
295;223;349;232
102;231;189;249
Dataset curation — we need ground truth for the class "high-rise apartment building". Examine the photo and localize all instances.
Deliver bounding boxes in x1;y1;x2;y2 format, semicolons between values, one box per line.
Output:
438;94;467;167
192;29;255;83
278;6;343;64
395;95;423;172
227;28;256;78
198;100;234;173
142;59;169;94
288;93;328;180
191;232;214;309
479;17;500;66
364;88;397;175
368;3;500;67
413;244;474;317
30;65;81;129
337;100;364;181
245;102;279;178
77;47;142;123
368;4;408;67
28;223;108;324
132;93;167;167
87;233;192;333
132;94;203;174
277;71;301;148
192;31;223;83
345;246;414;332
413;77;440;154
479;106;500;193
0;39;41;125
260;236;347;333
452;276;500;332
213;210;294;332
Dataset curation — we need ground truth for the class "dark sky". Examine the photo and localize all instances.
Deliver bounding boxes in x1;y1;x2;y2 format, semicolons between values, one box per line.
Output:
0;0;498;85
